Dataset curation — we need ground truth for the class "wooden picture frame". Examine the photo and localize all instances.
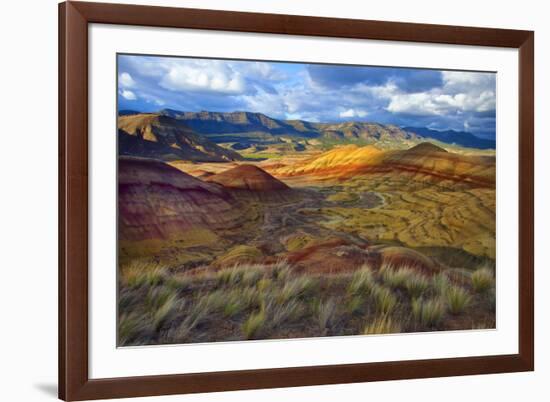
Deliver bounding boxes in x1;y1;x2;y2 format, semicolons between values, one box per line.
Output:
59;1;534;400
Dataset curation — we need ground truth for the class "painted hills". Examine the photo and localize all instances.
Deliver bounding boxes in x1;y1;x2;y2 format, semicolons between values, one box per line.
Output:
270;142;495;188
118;156;243;242
205;164;297;203
118;113;243;162
205;164;290;191
118;158;299;244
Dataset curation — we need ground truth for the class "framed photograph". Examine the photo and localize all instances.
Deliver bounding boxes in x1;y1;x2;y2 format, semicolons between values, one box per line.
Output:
59;1;534;400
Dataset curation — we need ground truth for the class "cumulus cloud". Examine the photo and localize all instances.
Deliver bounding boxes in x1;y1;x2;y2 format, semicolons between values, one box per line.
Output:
386;92;457;115
121;56;287;96
339;108;368;118
385;72;496;116
118;72;136;88
241;89;287;118
159;61;246;94
119;89;137;100
240;61;287;81
442;71;495;92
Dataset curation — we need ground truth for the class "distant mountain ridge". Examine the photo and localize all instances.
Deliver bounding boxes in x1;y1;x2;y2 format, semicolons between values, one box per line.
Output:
403;127;495;150
159;109;419;144
118;113;243;162
155;109;494;150
160;109;319;138
119;109;141;116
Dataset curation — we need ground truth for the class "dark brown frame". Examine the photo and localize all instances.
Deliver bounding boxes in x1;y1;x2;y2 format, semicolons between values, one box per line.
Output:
59;1;534;400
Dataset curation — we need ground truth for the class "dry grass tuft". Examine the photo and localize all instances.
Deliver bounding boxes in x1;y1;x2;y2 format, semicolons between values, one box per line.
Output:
222;290;249;318
118;313;152;345
412;298;445;327
348;266;376;295
380;264;411;288
217;264;265;287
145;287;177;330
380;264;430;298
364;315;401;335
242;310;267;339
471;267;494;293
404;272;430;298
279;276;316;302
172;300;210;340
371;285;398;315
270;260;292;282
120;260;166;288
445;285;471;315
268;299;303;327
317;298;337;335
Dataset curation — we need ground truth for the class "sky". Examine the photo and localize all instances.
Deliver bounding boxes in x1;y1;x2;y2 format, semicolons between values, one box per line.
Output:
117;54;496;139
